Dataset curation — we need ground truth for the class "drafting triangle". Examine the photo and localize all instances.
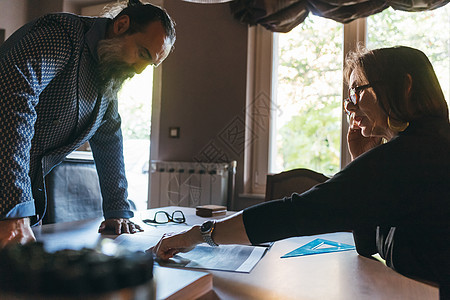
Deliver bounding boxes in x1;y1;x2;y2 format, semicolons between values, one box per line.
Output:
315;243;336;249
281;238;355;258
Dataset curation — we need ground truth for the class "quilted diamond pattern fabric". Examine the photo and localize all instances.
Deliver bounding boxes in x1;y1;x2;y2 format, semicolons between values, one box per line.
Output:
0;13;133;222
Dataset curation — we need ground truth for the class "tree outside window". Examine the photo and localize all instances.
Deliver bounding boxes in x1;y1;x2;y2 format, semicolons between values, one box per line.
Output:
273;15;343;176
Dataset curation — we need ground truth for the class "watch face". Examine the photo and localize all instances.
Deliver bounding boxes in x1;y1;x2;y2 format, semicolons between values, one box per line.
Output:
201;221;213;233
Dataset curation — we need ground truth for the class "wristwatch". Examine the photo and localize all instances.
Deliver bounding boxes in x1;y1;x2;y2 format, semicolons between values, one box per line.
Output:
200;220;219;247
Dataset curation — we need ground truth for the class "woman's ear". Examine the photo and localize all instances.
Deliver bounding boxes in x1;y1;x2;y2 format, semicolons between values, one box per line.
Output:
112;15;130;36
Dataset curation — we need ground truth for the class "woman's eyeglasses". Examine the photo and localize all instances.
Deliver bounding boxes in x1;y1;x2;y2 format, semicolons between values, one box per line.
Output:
343;83;372;115
142;210;186;224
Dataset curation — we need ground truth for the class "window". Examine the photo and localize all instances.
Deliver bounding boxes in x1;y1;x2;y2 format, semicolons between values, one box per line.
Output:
246;5;449;195
272;15;343;175
118;68;153;210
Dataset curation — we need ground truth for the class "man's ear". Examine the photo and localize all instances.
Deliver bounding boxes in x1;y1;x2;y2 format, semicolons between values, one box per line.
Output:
113;15;130;36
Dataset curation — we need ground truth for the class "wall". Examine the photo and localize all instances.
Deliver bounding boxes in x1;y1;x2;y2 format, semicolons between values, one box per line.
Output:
160;1;252;209
0;0;90;37
0;0;28;39
27;0;64;20
0;0;256;209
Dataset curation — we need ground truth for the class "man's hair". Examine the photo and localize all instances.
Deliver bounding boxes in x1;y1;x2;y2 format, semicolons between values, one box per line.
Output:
344;46;448;123
103;0;176;51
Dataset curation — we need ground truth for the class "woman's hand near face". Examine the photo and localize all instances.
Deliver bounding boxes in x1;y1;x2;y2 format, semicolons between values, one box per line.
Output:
347;125;382;160
346;111;383;160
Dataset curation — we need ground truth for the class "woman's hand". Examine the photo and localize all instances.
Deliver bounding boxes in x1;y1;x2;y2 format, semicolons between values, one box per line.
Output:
98;218;144;235
150;226;203;261
347;126;382;160
151;212;250;261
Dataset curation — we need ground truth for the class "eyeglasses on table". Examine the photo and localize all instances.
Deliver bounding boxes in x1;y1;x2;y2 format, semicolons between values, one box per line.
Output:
142;210;186;225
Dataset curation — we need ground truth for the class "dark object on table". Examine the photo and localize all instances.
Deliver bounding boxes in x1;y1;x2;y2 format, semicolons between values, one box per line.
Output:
0;242;154;297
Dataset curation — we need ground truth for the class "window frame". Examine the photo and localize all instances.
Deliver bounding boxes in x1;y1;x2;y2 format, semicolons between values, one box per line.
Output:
244;18;368;195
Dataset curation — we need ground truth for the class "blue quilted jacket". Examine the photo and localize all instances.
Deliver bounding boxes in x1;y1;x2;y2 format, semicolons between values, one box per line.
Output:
0;13;133;222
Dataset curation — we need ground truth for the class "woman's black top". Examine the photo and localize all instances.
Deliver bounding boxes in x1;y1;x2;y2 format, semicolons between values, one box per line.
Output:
243;118;450;290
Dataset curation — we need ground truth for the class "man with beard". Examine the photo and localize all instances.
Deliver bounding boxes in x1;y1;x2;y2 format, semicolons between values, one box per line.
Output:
0;0;176;248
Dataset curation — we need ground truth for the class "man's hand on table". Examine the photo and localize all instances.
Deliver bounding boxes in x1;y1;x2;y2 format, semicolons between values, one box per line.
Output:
0;217;36;248
98;218;144;235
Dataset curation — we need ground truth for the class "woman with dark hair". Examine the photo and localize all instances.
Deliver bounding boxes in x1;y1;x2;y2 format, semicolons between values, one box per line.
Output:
152;46;450;297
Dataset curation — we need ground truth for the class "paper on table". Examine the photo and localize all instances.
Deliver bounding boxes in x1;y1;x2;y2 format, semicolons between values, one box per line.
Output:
114;232;268;273
161;244;267;273
114;232;161;252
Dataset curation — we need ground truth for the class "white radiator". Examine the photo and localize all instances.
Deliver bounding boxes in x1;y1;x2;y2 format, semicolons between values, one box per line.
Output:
149;161;235;208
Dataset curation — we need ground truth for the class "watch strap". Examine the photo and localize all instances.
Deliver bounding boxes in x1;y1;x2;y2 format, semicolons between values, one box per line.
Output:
201;220;219;247
203;234;219;247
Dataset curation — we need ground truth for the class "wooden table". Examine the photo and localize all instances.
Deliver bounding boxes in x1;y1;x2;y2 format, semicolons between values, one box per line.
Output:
33;206;439;300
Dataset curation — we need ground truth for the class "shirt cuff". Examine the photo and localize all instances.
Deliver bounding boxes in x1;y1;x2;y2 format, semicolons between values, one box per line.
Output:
3;201;36;219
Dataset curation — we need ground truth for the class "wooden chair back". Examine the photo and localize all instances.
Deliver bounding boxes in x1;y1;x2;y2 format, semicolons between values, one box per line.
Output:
265;168;329;201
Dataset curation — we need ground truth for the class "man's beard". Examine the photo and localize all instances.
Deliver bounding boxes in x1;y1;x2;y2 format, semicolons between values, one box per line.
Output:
97;36;136;100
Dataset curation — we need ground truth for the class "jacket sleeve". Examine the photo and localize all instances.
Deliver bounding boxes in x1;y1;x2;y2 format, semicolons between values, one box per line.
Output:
242;142;396;244
88;98;133;219
0;17;72;219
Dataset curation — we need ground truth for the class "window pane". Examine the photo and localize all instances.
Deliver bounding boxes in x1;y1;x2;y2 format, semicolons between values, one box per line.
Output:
118;67;153;210
367;5;450;103
272;15;343;175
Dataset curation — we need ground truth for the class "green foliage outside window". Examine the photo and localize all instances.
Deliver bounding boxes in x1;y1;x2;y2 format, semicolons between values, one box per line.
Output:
275;16;343;175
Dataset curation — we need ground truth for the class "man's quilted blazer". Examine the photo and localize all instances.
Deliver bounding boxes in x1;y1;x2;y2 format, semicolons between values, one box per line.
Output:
0;13;134;223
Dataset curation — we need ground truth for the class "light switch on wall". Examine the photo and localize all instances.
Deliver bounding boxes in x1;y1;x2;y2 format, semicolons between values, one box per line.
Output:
169;127;180;138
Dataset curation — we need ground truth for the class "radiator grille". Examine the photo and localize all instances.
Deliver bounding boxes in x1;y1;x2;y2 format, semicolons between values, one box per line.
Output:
149;161;234;208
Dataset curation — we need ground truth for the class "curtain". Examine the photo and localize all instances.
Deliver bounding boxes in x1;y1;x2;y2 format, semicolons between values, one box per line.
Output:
230;0;450;32
182;0;234;3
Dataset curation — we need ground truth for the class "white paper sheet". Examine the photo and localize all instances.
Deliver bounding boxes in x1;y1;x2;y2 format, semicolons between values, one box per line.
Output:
114;232;268;273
